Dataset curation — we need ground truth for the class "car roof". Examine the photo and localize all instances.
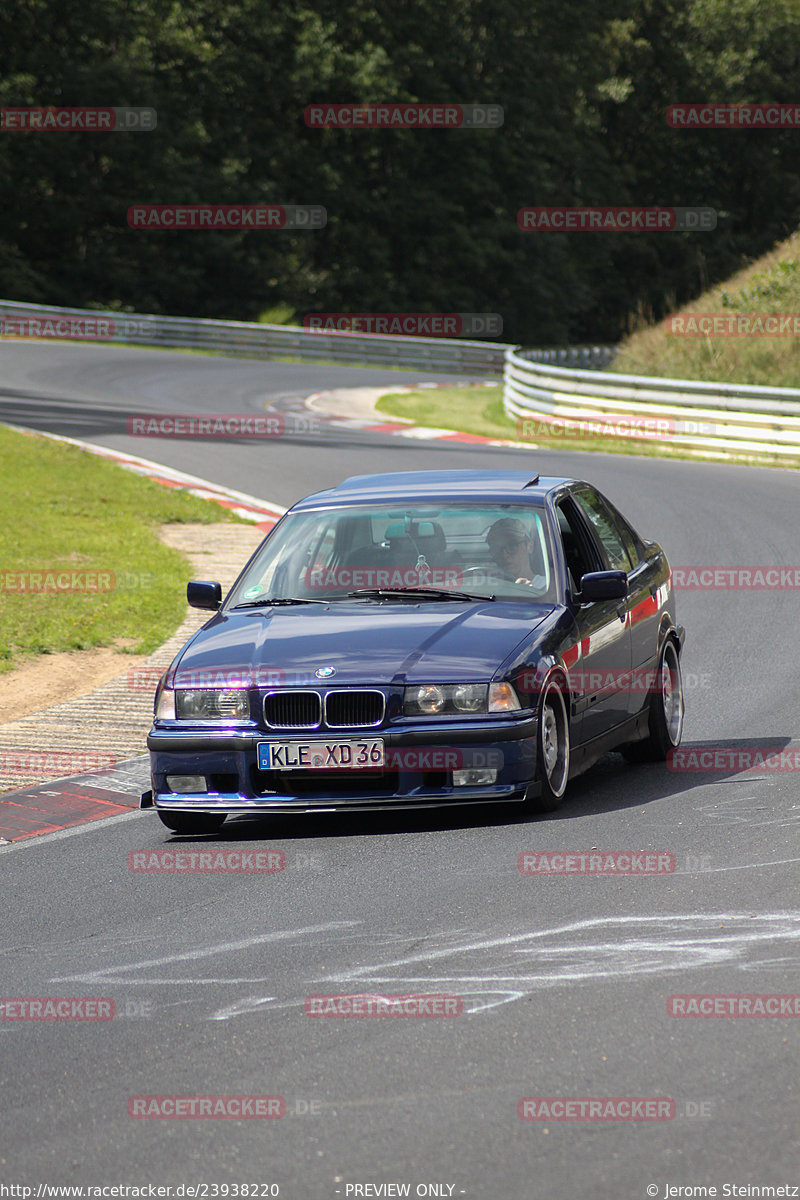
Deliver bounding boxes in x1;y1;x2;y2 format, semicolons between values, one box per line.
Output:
292;469;577;509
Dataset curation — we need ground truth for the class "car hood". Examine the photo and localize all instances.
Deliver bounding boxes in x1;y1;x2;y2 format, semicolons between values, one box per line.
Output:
172;602;555;686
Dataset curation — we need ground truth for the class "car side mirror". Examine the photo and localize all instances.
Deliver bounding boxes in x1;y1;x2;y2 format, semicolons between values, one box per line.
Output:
579;570;627;601
187;580;222;610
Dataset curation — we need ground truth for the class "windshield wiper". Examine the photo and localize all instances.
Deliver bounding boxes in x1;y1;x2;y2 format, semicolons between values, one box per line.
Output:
231;596;329;608
346;587;495;602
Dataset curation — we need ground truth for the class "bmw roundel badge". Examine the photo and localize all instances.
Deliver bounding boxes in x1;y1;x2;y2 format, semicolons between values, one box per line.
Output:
315;666;336;679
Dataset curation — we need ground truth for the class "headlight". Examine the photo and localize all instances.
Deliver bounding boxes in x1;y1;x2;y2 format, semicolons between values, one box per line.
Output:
174;688;250;720
452;684;487;712
406;685;447;714
404;684;488;716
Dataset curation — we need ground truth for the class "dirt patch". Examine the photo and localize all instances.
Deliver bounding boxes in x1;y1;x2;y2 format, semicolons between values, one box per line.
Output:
0;644;151;721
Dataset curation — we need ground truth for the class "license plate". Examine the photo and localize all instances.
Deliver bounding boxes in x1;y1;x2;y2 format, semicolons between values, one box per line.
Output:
257;739;384;771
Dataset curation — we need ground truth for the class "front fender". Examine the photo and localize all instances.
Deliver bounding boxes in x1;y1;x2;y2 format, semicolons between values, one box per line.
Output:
658;618;685;654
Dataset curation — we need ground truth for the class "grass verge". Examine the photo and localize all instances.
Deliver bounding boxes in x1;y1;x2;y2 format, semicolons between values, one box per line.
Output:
0;425;242;674
375;386;707;460
611;230;800;386
377;385;511;438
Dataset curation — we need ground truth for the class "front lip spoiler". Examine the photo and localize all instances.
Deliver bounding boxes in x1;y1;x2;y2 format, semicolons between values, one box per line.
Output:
151;786;524;814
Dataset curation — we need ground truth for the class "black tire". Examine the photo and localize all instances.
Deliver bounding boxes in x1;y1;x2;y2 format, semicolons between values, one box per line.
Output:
157;810;226;835
524;677;570;814
622;638;684;763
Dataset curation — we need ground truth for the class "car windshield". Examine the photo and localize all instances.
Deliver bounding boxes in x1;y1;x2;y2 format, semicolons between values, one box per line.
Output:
226;502;558;605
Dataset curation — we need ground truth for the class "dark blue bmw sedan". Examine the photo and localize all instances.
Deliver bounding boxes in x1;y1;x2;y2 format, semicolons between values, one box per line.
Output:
142;469;684;833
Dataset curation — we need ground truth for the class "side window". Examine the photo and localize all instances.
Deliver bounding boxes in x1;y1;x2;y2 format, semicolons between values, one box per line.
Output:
556;499;603;593
571;488;634;573
603;498;643;568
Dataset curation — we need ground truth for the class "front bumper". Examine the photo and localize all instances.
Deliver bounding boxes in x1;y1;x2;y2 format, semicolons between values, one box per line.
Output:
144;714;538;814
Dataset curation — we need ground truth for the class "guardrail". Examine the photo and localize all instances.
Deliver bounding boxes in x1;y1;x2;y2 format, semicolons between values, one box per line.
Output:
8;295;790;462
0;298;514;376
503;346;800;462
520;346;616;369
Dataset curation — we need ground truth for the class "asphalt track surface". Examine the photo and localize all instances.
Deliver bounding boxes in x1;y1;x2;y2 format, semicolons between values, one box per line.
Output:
1;342;799;1197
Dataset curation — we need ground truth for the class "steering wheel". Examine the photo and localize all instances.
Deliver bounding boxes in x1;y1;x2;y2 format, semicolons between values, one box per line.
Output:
461;565;512;580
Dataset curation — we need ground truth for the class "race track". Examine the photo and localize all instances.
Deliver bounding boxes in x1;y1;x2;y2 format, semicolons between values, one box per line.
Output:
1;342;799;1198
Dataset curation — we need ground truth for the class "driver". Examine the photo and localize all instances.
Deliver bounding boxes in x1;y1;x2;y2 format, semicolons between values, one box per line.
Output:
486;517;541;586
